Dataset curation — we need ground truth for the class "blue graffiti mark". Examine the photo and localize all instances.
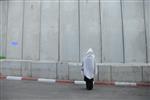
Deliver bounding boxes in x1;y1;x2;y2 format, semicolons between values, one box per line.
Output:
11;41;18;46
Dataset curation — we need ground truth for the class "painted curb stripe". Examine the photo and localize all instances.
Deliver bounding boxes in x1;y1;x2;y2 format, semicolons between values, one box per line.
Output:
22;77;38;81
95;81;114;85
38;78;56;83
115;82;137;86
137;83;150;86
0;76;6;79
1;75;150;87
74;81;86;85
6;76;22;80
56;80;74;84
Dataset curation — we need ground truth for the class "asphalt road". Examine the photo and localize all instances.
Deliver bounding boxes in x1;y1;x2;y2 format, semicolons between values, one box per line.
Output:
0;80;150;100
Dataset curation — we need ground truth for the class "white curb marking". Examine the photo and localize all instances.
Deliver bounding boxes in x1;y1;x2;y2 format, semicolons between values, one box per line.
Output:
74;81;86;85
115;82;137;86
7;76;22;80
38;78;56;83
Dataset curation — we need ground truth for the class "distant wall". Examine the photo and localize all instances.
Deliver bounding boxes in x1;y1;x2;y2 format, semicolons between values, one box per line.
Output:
0;0;150;63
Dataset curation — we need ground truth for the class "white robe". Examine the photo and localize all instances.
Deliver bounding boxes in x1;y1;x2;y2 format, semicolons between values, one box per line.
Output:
81;48;97;79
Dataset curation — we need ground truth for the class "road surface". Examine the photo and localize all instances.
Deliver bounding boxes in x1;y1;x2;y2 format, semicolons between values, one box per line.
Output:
0;80;150;100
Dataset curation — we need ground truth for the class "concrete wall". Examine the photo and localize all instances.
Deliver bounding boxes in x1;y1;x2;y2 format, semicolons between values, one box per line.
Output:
122;0;147;63
1;0;149;63
60;0;79;62
144;0;150;62
80;0;101;62
0;0;150;81
0;1;7;57
6;0;23;59
23;0;40;60
1;60;150;82
100;0;123;63
40;0;59;61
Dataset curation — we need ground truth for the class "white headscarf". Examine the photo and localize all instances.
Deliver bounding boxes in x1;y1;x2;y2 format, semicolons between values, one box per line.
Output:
82;48;97;79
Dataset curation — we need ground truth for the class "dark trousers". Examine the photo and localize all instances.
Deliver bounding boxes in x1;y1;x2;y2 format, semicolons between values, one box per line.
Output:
84;76;94;90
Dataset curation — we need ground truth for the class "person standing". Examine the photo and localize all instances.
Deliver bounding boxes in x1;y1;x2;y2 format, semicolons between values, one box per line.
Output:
81;48;97;90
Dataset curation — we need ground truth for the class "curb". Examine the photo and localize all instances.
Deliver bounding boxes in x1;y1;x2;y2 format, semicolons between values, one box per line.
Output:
0;75;150;87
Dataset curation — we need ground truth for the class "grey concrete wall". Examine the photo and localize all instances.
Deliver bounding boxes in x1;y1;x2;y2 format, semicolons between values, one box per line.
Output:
0;1;7;57
60;0;79;62
40;0;59;61
80;0;101;62
23;0;40;60
112;64;142;82
21;61;31;77
57;62;68;80
143;65;150;82
69;63;83;80
1;0;150;63
1;0;150;82
1;60;21;76
98;64;111;81
31;62;56;79
122;0;147;63
6;0;23;59
1;60;150;82
144;0;150;62
100;0;124;63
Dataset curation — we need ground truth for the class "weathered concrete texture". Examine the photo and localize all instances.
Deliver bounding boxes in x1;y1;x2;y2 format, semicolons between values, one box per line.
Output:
23;0;40;60
122;0;146;63
98;64;111;81
68;63;83;80
80;0;101;62
40;0;59;61
57;62;68;80
143;65;150;82
0;60;3;74
31;62;56;79
1;60;150;82
144;0;150;62
112;64;142;82
60;0;79;62
100;0;123;63
0;2;3;56
1;60;21;76
6;0;23;59
21;61;31;77
2;80;150;100
0;1;7;57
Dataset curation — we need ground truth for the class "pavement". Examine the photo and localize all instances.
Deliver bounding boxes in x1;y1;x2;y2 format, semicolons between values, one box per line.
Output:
0;80;150;100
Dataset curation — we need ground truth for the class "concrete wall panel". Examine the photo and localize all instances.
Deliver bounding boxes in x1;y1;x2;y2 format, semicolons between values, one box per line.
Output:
6;0;23;59
40;0;59;61
32;62;56;79
0;1;7;57
112;65;142;82
60;0;79;62
57;62;68;80
21;61;31;77
100;0;123;63
23;0;40;60
0;60;3;74
98;64;111;81
0;2;3;56
69;63;83;80
80;0;101;62
144;0;150;62
0;1;1;43
143;65;150;82
122;0;146;62
1;61;21;76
